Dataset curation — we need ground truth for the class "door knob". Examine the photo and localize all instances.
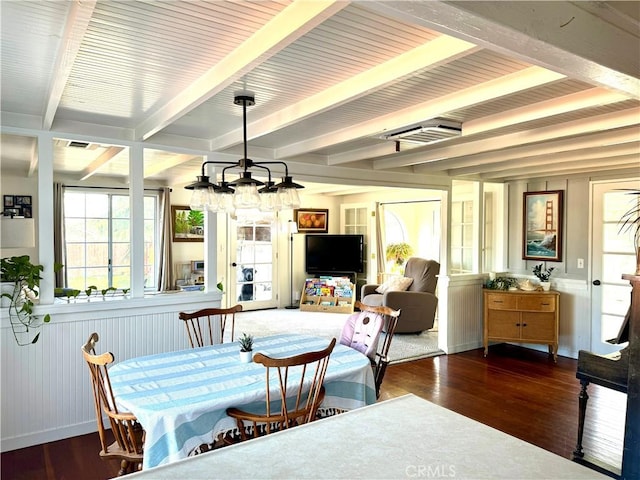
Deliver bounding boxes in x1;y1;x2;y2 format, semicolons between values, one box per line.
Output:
592;280;601;286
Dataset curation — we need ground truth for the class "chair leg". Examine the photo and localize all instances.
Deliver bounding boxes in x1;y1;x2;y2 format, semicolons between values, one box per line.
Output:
572;379;590;459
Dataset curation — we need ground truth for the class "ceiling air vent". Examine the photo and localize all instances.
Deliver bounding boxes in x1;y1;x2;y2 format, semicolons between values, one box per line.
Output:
68;140;91;148
379;118;462;145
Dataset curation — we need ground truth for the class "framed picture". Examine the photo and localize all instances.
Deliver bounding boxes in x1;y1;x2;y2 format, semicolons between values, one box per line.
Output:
4;195;14;207
293;208;329;233
523;190;563;261
171;205;204;242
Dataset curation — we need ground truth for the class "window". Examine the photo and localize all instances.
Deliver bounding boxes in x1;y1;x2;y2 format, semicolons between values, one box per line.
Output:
63;189;158;291
450;200;474;274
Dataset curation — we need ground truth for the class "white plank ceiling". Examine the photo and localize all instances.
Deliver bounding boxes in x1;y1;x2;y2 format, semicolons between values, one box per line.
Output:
1;0;638;191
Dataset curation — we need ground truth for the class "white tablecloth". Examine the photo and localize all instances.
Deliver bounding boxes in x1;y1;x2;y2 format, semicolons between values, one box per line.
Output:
108;334;375;469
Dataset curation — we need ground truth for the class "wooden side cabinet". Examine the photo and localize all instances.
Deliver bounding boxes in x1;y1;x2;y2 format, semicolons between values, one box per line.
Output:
483;289;560;362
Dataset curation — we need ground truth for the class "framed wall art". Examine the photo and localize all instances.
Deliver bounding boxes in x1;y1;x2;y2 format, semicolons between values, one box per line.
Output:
293;208;329;233
171;205;204;242
3;195;32;217
523;190;563;262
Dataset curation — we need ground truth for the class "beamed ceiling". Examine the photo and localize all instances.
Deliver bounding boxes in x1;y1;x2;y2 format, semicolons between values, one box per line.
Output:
1;1;639;193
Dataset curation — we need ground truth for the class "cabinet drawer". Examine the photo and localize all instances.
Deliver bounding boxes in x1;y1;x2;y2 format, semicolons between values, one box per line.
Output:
518;295;556;312
485;294;517;310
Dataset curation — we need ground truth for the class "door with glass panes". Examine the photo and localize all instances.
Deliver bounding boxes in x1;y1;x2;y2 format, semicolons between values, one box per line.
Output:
229;214;278;310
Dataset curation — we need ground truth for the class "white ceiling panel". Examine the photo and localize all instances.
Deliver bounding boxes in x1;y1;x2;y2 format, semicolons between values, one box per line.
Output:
0;0;638;186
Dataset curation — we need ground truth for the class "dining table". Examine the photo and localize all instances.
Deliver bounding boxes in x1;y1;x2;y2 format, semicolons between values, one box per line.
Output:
108;333;376;470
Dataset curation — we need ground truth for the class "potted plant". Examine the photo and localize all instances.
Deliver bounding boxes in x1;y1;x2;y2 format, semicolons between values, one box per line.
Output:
618;189;640;275
485;276;518;291
385;243;414;274
0;255;51;345
238;332;254;363
532;263;555;291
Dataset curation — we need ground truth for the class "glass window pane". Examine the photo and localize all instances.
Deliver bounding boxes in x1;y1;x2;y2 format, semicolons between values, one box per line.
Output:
112;243;130;265
463;201;473;222
603;223;635;253
463;225;473;246
87;194;109;217
86;219;108;242
451;226;462;247
65;219;86;242
254;264;272;282
451;203;461;223
64;193;86;217
112;196;129;218
86;267;109;289
86;243;108;266
462;248;473;271
602;253;636;283
345;210;355;224
144;197;155;218
255;226;271;242
254;282;272;301
66;243;86;267
112;267;130;289
254;244;272;262
603;191;636;222
112;219;130;242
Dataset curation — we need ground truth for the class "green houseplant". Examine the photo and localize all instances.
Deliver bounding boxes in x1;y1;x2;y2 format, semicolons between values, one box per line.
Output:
533;263;554;291
238;333;254;363
619;189;640;275
385;243;413;266
1;255;51;345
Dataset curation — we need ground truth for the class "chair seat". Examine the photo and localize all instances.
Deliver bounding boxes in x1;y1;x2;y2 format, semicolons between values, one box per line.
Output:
99;441;144;464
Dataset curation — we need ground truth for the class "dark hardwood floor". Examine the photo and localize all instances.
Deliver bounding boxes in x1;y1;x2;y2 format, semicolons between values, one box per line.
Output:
1;344;624;480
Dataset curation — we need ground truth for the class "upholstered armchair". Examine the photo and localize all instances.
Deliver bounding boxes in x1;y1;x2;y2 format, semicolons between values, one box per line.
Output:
361;257;439;334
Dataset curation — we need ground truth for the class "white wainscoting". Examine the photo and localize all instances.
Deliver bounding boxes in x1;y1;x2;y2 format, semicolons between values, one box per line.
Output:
439;275;590;357
0;292;221;452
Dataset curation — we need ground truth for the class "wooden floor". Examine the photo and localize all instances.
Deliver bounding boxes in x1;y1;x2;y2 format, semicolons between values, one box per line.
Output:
1;344;625;480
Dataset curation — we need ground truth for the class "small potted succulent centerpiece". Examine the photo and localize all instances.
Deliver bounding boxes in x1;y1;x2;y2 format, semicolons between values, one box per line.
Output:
238;333;254;363
532;264;555;291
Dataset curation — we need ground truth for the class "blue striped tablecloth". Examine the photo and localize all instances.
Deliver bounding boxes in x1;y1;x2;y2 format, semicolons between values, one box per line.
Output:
108;334;376;469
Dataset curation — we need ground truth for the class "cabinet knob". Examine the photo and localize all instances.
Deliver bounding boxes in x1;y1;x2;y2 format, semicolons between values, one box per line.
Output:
516;323;520;326
522;323;527;327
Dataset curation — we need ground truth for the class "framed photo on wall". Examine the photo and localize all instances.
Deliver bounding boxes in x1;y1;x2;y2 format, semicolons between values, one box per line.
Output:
523;190;563;261
171;205;204;242
293;208;329;233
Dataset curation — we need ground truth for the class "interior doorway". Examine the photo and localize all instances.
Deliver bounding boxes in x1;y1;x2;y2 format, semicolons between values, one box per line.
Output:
591;179;639;354
228;213;278;310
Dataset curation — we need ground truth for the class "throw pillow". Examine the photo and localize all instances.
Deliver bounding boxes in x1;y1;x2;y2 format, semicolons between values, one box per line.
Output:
375;276;413;294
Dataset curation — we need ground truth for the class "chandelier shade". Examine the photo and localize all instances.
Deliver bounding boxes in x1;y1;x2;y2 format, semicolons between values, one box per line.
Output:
185;91;303;213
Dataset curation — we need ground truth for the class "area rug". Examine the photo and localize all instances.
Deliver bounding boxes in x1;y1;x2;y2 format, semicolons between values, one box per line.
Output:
232;308;444;364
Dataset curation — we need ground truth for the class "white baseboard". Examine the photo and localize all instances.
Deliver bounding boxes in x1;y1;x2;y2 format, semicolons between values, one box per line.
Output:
0;420;97;453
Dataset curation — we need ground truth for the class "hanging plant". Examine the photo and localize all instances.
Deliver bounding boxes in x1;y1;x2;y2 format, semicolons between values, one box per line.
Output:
385;243;414;266
1;255;51;345
618;189;640;275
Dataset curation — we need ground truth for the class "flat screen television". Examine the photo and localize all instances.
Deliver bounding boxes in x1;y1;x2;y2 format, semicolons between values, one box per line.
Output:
305;234;364;274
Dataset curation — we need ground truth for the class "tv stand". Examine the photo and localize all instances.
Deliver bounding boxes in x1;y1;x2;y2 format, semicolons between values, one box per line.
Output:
299;276;355;313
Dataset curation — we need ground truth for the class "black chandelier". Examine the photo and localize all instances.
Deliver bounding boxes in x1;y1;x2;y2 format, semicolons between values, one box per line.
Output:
185;91;303;213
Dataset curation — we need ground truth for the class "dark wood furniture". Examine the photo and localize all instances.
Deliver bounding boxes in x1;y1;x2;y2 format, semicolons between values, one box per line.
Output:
573;274;639;479
484;289;560;361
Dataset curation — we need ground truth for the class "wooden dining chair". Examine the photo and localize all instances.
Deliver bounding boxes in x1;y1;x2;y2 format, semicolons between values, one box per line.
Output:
178;304;243;346
226;338;337;442
349;301;401;399
81;333;144;476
